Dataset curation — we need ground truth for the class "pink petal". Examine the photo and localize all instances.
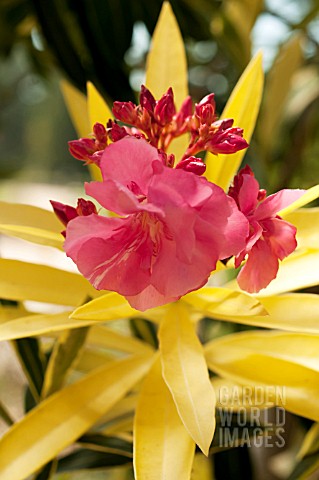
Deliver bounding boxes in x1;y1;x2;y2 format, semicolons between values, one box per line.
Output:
65;214;152;296
262;217;297;260
237;239;279;293
254;189;306;220
85;180;162;216
99;137;163;193
237;173;259;215
126;285;178;311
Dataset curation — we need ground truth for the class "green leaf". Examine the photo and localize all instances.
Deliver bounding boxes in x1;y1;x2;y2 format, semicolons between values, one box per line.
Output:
0;259;97;306
205;330;319;421
78;434;132;457
57;448;131;472
42;327;89;398
205;52;264;190
0;354;152;480
12;337;46;402
134;357;195;480
159;303;216;455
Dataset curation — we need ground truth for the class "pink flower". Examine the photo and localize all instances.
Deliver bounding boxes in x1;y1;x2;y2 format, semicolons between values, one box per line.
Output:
228;166;306;293
64;137;249;311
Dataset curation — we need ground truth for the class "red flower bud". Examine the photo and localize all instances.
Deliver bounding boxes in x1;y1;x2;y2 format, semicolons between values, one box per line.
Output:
68;138;96;161
76;198;97;216
175;156;206;175
140;85;156;112
112;101;137;123
50;200;77;227
93;123;108;146
154;87;176;125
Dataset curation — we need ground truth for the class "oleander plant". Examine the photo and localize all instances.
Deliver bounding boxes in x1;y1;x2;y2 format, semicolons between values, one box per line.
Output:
1;3;319;480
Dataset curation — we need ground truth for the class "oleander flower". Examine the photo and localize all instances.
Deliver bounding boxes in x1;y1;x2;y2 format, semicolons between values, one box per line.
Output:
62;136;249;310
228;165;306;293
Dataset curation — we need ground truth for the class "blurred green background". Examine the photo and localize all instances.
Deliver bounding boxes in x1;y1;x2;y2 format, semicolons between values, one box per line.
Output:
1;0;319;191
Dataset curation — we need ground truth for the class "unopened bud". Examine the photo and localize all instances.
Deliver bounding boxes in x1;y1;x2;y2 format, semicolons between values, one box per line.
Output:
154;87;176;125
140;85;156;112
175;156;206;175
112;101;137;123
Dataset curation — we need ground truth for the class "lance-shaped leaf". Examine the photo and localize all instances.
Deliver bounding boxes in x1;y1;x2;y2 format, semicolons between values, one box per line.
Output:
60;79;90;139
288;423;319;480
0;259;97;305
42;327;89;398
225;249;319;296
134;357;195;480
87;81;113;128
0;354;152;480
145;2;187;109
87;326;154;355
159;303;216;455
182;287;267;319
145;1;189;161
0;224;63;250
0;201;61;232
205;330;319;421
284;208;319;249
205;52;264;190
203;293;319;334
258;34;303;154
0;311;100;341
212;377;276;411
278;185;319;217
71;291;166;323
70;292;138;321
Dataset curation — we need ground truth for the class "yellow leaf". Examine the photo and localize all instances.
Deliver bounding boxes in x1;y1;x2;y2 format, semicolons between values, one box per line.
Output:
75;348;113;373
87;81;113;127
183;287;267;319
191;453;214;480
205;52;264;190
134;357;195;480
0;311;100;341
0;259;97;305
205;330;319;421
256;249;319;296
0;201;61;232
225;249;319;296
159;303;216;455
70;292;139;320
87;326;154;355
0;224;63;249
71;291;165;323
212;377;276;410
145;2;188;109
259;34;303;151
285;208;319;250
60;79;90;137
42;327;89;397
0;354;152;480
278;185;319;217
201;293;319;334
145;2;189;161
297;422;319;460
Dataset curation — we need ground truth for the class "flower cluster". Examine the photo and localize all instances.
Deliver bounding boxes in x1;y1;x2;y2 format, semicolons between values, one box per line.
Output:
53;87;304;310
69;85;248;175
